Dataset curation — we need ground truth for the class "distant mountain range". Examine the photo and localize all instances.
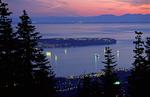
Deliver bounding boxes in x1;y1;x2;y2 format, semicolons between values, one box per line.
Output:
12;14;150;24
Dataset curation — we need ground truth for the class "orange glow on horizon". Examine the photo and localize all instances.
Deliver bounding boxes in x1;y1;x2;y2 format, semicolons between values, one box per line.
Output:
68;0;150;16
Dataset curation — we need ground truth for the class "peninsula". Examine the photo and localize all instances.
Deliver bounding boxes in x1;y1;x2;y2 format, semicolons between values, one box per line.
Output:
39;38;117;48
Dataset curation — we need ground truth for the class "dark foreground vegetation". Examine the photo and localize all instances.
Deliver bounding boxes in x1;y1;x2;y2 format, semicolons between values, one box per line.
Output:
0;0;150;97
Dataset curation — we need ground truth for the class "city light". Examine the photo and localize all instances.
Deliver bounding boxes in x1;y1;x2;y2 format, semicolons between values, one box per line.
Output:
114;81;120;85
46;51;52;57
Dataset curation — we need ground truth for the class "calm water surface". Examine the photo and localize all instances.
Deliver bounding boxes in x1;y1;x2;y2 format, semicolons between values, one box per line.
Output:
35;23;150;77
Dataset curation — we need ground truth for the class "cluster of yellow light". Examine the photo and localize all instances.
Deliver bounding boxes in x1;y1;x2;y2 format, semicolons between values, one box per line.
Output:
46;51;52;57
45;51;59;62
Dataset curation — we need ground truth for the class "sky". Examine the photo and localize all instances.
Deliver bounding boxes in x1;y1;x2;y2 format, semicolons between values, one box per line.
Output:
6;0;150;17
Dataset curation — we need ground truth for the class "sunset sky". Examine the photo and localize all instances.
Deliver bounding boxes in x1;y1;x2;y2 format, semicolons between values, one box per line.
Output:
6;0;150;16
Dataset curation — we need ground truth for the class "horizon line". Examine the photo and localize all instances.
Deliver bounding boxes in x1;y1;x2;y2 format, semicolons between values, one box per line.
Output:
11;13;150;18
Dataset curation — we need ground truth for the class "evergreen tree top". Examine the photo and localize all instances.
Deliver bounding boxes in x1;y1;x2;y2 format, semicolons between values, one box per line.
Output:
19;10;32;24
23;10;27;15
102;47;117;75
133;31;144;47
135;31;143;35
102;47;117;66
22;10;29;19
0;0;12;16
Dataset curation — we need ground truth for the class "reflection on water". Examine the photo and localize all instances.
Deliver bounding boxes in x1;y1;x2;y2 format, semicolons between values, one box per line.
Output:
44;40;134;77
55;55;58;62
104;48;106;54
117;50;120;61
94;53;100;72
40;23;150;77
64;49;67;55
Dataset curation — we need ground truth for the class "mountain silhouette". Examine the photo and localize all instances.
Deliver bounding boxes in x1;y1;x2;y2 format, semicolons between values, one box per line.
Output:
12;14;150;24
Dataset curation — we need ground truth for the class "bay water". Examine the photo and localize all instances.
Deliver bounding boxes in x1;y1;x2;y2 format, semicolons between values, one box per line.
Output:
35;23;150;77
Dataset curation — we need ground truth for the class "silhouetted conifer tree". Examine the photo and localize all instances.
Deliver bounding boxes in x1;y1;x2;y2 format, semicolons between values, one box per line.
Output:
132;31;145;71
128;31;149;97
16;10;56;97
16;10;38;96
0;0;19;96
144;37;150;73
145;37;150;66
101;47;122;97
33;49;56;97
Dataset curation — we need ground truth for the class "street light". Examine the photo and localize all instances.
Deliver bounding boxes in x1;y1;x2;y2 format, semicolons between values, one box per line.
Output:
114;81;120;85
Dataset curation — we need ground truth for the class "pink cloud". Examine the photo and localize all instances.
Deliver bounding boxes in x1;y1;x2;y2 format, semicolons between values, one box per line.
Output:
5;0;150;16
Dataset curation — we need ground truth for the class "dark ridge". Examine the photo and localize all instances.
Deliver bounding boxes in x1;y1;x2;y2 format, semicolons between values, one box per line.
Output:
39;38;117;48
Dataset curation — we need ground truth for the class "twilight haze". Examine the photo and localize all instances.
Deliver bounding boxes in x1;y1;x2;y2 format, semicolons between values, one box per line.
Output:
6;0;150;16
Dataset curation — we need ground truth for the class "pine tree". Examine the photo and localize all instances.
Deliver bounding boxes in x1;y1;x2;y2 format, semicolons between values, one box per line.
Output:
132;31;145;71
128;31;148;97
0;0;19;96
101;47;122;97
144;37;150;73
0;0;23;96
145;37;150;66
0;0;12;87
16;10;38;95
33;49;56;97
16;10;56;97
138;36;150;97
